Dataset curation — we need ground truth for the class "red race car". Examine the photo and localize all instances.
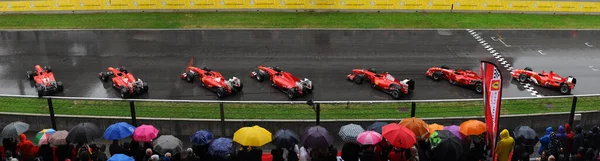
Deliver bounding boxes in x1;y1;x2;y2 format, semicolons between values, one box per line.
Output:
346;68;415;99
26;65;64;97
250;66;313;99
511;67;576;94
181;66;243;98
425;65;483;93
98;67;148;98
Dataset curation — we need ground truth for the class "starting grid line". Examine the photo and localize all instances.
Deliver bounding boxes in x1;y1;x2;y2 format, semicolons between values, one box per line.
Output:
466;29;543;98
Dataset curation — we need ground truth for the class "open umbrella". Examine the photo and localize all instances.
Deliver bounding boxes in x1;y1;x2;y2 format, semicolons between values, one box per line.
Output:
104;122;136;140
133;124;159;142
382;123;416;149
338;124;365;143
357;131;382;145
190;130;213;145
428;123;444;137
1;121;29;139
272;129;299;149
108;154;134;161
49;130;69;145
429;130;464;161
399;117;429;140
444;125;464;140
459;120;486;136
233;125;272;147
67;122;102;144
34;128;56;145
367;122;387;134
513;126;539;145
302;126;334;149
153;135;184;155
209;137;234;159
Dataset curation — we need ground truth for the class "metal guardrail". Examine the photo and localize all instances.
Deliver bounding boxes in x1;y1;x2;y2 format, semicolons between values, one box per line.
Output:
1;93;597;135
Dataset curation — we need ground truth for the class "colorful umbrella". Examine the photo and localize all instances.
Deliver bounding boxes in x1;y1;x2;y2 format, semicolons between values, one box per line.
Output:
108;154;134;161
429;130;464;161
49;130;69;145
190;130;213;145
34;128;56;145
357;131;382;145
104;122;136;140
382;123;416;149
233;125;272;147
459;120;486;136
209;137;234;159
444;125;464;140
1;121;29;139
399;117;429;140
302;126;334;149
153;135;184;155
367;122;387;134
67;122;102;144
428;123;444;137
338;124;365;143
272;129;300;149
133;124;159;142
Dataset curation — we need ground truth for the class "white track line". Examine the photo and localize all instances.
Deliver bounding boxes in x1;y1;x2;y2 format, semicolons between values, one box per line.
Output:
467;29;543;97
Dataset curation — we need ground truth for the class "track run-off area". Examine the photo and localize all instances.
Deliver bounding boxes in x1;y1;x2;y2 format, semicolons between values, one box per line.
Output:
0;29;599;101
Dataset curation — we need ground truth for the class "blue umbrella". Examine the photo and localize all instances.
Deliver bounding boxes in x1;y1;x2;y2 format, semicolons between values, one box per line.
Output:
104;122;135;140
108;154;134;161
208;137;233;158
190;130;213;145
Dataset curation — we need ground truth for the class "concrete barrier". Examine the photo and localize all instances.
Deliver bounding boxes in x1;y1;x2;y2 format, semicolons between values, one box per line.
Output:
1;110;598;138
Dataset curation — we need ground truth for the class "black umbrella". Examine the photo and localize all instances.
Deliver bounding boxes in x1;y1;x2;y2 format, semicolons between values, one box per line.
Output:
67;122;102;144
429;130;463;161
367;122;387;134
272;129;299;149
302;126;334;149
513;126;539;145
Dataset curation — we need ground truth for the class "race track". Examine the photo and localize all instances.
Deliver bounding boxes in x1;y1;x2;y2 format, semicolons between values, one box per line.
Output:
0;30;598;101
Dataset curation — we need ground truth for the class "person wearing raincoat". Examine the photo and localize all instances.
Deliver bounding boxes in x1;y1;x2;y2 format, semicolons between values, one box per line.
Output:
17;134;34;161
556;126;568;154
564;124;574;159
495;129;515;161
547;133;562;159
572;125;585;156
538;127;553;155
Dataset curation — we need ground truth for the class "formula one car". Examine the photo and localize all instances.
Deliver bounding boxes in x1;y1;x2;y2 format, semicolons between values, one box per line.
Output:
250;66;313;99
181;66;243;98
511;67;576;94
26;65;64;97
347;68;415;99
426;65;483;93
98;67;148;98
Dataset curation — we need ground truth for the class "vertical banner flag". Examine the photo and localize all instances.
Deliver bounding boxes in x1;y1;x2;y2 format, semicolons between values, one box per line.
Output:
480;61;503;160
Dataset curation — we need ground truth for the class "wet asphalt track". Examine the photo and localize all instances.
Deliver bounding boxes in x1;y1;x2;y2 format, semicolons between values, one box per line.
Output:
0;30;598;101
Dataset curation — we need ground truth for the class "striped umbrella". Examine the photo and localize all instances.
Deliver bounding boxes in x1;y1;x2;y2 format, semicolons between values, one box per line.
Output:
34;128;56;145
356;131;382;145
338;124;365;143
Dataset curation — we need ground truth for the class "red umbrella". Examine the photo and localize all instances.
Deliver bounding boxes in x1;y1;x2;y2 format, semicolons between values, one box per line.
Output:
133;125;159;142
382;123;416;149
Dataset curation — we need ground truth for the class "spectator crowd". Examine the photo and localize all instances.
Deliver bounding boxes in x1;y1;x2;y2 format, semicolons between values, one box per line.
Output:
1;118;600;161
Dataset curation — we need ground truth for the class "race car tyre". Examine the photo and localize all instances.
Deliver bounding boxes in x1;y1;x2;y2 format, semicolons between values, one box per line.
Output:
432;72;442;81
255;74;264;82
216;88;227;98
44;66;52;72
36;85;44;97
99;72;109;82
286;88;297;99
475;82;483;93
120;87;129;98
234;82;243;92
390;89;401;100
57;81;64;92
560;83;571;95
353;74;365;84
185;72;197;83
449;79;456;85
26;71;34;80
518;74;528;83
142;82;149;93
524;67;533;71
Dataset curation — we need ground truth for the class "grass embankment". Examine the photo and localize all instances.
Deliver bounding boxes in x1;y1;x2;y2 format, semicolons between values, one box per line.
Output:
0;96;598;119
0;12;600;29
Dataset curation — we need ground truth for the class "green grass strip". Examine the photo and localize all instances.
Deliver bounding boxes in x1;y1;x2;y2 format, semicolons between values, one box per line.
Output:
0;96;598;119
1;12;600;29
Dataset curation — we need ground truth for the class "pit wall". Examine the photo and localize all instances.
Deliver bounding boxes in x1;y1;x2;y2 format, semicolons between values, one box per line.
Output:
0;0;599;13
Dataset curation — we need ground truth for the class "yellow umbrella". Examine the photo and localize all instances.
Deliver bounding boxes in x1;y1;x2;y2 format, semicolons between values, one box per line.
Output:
233;125;272;146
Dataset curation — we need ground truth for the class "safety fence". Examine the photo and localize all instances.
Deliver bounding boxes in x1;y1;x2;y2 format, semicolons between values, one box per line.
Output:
1;94;599;135
1;0;600;13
